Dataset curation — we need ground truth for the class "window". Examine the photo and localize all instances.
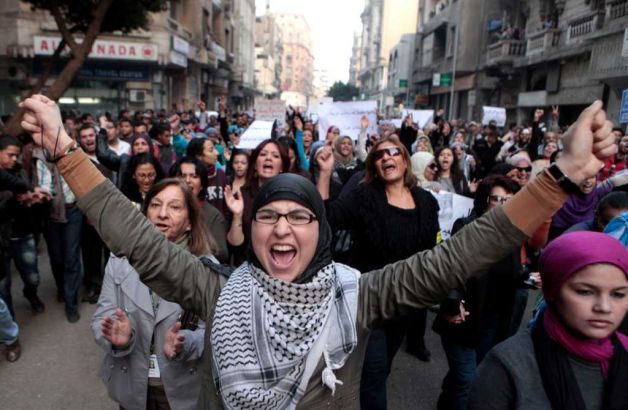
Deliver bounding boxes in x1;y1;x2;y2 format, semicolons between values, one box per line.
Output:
447;26;456;57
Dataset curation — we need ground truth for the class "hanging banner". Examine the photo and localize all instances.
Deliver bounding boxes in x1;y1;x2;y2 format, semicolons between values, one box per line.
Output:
317;100;378;140
430;191;474;240
237;121;274;149
482;106;507;127
401;109;434;128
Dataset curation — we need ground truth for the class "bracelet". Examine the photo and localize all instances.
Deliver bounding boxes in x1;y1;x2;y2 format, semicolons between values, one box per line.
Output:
51;141;79;163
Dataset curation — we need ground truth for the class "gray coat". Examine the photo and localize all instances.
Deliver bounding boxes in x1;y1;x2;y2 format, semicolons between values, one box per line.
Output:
91;254;206;410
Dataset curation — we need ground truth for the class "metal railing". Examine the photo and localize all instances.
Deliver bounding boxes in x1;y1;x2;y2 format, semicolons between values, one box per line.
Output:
607;0;628;20
567;14;596;41
487;39;526;64
526;29;561;56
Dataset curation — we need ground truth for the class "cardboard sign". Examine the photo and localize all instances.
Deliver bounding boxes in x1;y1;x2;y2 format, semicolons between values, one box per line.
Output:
254;99;286;126
430;191;474;241
401;109;434;128
482;106;506;127
317;101;378;140
236;121;274;149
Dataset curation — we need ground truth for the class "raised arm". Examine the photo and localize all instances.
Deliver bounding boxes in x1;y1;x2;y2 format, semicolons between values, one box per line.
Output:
20;95;217;318
293;117;310;171
96;128;124;172
357;100;617;329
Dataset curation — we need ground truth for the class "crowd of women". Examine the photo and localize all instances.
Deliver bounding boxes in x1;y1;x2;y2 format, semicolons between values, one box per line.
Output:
0;94;626;410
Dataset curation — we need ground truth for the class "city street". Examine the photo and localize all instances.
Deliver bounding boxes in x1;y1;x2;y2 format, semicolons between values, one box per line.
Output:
0;245;456;409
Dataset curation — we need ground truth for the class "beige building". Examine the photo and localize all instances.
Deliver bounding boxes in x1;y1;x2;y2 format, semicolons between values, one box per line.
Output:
313;68;331;99
0;0;249;114
358;0;420;111
231;0;256;109
348;32;362;87
254;12;283;98
272;13;314;105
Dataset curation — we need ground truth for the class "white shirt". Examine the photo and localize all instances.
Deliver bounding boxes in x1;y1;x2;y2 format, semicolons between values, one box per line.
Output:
109;139;131;156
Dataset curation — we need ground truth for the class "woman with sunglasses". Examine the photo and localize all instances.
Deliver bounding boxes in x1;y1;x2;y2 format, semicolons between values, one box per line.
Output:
411;151;438;189
468;231;627;410
316;135;440;408
433;175;529;409
508;154;534;187
20;95;615;410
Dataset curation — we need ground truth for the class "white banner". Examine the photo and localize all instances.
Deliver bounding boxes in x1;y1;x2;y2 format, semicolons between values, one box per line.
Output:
482;106;507;127
401;109;434;128
33;36;158;61
254;99;286;126
237;121;274;149
317;101;378;140
307;97;334;117
430;191;474;241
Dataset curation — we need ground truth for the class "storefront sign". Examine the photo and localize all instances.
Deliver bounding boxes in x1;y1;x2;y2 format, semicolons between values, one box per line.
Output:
33;59;150;81
169;50;188;68
172;35;190;55
33;36;158;61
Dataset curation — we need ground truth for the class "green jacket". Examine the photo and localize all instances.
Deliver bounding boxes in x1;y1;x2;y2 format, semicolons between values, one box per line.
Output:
78;180;528;409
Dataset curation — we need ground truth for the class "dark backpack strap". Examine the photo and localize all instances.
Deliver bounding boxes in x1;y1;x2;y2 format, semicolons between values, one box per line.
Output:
199;256;235;279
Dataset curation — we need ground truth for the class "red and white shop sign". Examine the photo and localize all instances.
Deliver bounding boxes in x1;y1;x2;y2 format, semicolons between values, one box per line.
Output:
33;36;158;61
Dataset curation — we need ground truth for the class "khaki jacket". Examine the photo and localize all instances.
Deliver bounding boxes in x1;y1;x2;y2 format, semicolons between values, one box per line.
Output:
78;180;528;409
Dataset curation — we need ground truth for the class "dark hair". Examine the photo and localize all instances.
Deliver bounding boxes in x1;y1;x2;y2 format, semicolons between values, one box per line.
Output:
595;191;628;227
363;135;416;188
0;135;22;151
149;123;170;140
228;149;249;176
434;146;465;191
473;175;520;216
122;153;164;203
169;156;209;199
276;136;304;173
185;138;208;158
79;113;92;122
141;178;215;256
132;120;146;129
78;123;96;135
118;118;132;127
612;127;624;135
244;139;290;196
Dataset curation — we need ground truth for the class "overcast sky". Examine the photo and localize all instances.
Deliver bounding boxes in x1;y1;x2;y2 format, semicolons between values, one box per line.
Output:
254;0;364;84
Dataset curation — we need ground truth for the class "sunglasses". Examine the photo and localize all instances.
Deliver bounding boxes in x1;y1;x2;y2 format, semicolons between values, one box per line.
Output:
516;166;532;173
372;147;402;161
428;163;438;170
488;194;513;205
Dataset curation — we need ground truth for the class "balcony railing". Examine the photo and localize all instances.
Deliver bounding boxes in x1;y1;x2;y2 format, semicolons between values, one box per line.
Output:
526;29;561;56
567;14;596;42
607;0;628;20
487;39;526;65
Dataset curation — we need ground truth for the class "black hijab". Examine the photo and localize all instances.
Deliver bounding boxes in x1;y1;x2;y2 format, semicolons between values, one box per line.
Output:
249;173;333;283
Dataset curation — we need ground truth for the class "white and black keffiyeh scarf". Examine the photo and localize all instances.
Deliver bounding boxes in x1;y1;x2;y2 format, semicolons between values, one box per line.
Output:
211;261;359;410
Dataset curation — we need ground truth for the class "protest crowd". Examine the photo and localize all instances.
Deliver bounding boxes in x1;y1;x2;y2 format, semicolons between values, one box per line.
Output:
0;92;627;410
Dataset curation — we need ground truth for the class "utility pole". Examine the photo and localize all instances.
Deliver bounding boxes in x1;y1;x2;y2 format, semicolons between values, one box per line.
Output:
448;24;459;118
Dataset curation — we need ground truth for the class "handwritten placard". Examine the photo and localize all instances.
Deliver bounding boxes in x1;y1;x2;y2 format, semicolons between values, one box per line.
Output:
254;99;286;126
401;109;434;128
237;121;274;149
482;106;506;127
317;101;378;140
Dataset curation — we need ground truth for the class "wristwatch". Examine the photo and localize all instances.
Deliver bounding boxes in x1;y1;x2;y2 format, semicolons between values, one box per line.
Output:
547;163;580;194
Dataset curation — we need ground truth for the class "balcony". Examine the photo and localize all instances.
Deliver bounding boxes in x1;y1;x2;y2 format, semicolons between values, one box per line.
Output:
607;0;628;20
526;29;561;56
486;40;526;66
566;14;597;43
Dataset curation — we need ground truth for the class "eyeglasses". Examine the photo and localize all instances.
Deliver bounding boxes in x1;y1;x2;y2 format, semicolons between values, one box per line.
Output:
488;194;513;205
372;147;402;161
516;166;532;173
428;163;438;170
254;209;317;225
136;172;156;181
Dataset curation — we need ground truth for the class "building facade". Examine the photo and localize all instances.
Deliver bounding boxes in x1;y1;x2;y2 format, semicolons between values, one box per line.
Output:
273;13;314;107
348;32;362;86
408;0;628;125
254;12;283;98
231;0;256;110
358;0;420;111
0;0;250;115
313;68;331;99
385;33;415;116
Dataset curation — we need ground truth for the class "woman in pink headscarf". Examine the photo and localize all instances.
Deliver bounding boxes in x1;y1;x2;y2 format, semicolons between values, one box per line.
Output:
468;231;628;409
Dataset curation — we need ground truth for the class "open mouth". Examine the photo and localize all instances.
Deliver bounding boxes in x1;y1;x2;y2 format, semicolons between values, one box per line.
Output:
270;244;296;267
154;222;169;232
382;163;396;173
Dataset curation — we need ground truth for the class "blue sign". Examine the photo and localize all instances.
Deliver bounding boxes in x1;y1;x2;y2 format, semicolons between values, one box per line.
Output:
620;89;628;124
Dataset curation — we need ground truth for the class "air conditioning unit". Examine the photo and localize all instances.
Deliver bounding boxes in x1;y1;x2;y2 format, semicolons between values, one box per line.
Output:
129;89;146;103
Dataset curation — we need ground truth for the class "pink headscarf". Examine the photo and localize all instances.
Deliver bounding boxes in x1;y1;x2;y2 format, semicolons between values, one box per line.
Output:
539;231;628;379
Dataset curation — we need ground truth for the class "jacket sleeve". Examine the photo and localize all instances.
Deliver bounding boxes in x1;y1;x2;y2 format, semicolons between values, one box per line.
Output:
178;321;205;362
295;130;310;171
323;187;361;232
77;180;215;319
91;259;137;358
357;207;528;329
0;169;29;193
96;129;123;172
529;121;542;162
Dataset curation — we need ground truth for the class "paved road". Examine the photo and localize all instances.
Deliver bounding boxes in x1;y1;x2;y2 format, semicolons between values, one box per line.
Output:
0;245;532;409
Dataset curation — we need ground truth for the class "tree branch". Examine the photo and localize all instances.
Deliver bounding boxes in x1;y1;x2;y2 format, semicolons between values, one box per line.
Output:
82;0;114;46
50;2;78;51
30;38;66;95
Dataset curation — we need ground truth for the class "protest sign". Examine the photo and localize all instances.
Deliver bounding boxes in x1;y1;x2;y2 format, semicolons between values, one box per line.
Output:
390;119;403;129
307;97;333;117
237;120;274;149
430;191;474;240
317;101;377;140
482;106;506;127
401;109;434;128
254;99;286;126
